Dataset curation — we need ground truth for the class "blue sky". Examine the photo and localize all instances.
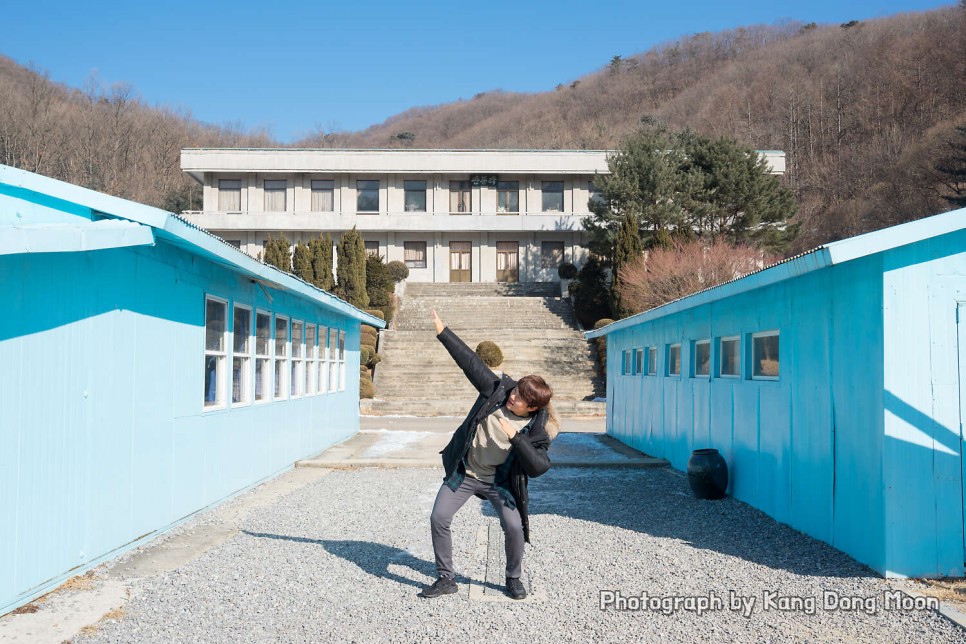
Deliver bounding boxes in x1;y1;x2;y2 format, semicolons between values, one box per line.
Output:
3;1;956;142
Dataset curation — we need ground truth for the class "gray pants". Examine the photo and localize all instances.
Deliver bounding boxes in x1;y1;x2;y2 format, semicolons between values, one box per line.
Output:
430;476;524;580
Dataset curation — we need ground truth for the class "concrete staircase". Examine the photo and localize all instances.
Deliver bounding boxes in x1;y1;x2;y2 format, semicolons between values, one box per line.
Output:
364;282;605;417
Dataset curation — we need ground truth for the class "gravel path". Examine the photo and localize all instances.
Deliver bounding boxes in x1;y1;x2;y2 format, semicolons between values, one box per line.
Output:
76;466;964;643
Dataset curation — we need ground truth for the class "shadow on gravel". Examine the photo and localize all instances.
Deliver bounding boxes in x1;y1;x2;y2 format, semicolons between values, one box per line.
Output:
242;531;474;589
498;468;877;580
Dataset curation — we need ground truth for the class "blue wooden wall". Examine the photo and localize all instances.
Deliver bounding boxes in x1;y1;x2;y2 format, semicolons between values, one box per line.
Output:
0;236;361;613
605;230;966;578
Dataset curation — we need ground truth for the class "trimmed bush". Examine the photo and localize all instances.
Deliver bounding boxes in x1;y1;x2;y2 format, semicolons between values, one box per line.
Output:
387;260;409;282
369;352;382;366
360;369;373;381
360;364;369;375
361;328;378;345
557;262;578;279
593;318;615;330
364;310;386;321
475;341;504;368
359;378;375;399
361;346;373;365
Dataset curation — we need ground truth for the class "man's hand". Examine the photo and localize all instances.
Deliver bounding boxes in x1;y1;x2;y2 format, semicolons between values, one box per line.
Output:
497;417;517;439
432;309;445;335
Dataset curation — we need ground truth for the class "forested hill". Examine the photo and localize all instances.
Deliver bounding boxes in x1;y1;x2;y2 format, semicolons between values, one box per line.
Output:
2;6;965;251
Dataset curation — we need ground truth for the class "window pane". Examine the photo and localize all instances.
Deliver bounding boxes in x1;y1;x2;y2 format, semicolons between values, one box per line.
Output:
275;317;288;356
311;180;334;212
292;321;303;358
695;341;711;376
404;241;427;268
357;180;379;212
497;181;519;213
668;345;681;376
404;180;427;212
306;325;316;358
232;356;250;404
218;180;241;211
588;181;604;209
264;180;287;211
542;181;564;212
205;299;226;351
256;312;271;356
647;347;657;375
449;181;470;213
233;306;250;353
541;241;564;268
753;334;780;378
634;349;643;375
365;240;380;257
720;338;740;376
204;355;223;407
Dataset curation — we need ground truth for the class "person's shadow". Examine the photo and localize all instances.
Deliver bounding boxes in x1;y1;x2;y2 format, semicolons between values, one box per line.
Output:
242;531;475;590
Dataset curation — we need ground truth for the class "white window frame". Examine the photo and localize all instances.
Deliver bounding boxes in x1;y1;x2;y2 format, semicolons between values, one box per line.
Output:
751;330;780;381
647;346;657;376
232;303;253;407
274;314;289;400
310;179;335;212
263;179;287;211
693;339;711;378
328;327;339;393
218;179;242;212
204;296;229;410
667;343;682;377
319;326;329;394
357;180;380;213
291;319;304;399
338;330;346;391
255;309;272;403
306;323;317;396
634;348;644;376
719;336;740;379
404;241;427;268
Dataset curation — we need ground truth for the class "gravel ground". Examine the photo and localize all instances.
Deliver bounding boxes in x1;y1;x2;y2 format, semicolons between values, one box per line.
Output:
75;466;965;643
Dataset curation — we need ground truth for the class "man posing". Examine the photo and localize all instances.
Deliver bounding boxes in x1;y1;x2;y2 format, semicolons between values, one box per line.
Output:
421;309;557;601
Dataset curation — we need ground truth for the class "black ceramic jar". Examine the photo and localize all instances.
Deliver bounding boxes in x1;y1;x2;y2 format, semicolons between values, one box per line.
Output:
687;448;728;500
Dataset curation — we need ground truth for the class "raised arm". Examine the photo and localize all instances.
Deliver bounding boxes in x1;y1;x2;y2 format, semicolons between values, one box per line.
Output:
433;309;498;395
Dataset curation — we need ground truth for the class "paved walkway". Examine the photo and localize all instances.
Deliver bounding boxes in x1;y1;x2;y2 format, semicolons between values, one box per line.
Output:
1;420;964;643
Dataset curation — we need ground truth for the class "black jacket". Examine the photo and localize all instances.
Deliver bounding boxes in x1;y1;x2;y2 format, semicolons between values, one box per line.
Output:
436;327;552;543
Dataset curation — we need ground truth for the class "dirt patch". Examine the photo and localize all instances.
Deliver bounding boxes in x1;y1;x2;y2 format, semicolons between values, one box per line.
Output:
55;570;97;593
915;578;966;611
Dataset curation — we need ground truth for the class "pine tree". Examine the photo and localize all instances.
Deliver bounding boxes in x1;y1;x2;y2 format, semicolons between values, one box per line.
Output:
262;233;291;272
335;228;369;308
308;233;335;291
611;213;644;318
293;241;313;283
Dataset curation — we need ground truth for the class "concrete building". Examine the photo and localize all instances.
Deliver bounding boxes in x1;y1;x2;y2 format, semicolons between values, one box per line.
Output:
0;164;383;614
180;148;786;283
586;206;966;578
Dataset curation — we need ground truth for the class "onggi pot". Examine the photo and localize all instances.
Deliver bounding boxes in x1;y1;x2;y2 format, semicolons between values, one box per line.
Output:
687;448;728;500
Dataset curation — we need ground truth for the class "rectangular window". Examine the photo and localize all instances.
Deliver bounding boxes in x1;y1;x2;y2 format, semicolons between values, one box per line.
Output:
328;328;339;392
319;325;329;394
541;181;564;212
588;181;604;210
667;343;681;377
232;304;252;405
218;179;241;211
264;179;287;211
404;241;427;268
364;240;380;257
634;348;643;375
541;241;564;269
357;180;379;212
752;331;780;379
338;330;346;391
291;320;303;398
204;297;228;408
404;180;427;212
274;315;289;400
497;181;519;214
306;324;317;395
255;311;271;402
647;346;657;376
694;339;711;377
449;181;471;213
622;350;632;376
719;336;740;378
311;180;334;212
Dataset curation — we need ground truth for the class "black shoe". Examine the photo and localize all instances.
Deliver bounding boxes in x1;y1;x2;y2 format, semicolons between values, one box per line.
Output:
419;577;458;598
506;577;527;600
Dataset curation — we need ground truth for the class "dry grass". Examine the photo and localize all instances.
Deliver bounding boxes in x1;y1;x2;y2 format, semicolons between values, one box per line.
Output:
917;578;966;608
55;570;97;593
10;603;39;615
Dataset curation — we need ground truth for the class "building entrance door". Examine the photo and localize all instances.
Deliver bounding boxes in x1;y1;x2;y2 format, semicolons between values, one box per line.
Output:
496;241;519;283
449;241;471;282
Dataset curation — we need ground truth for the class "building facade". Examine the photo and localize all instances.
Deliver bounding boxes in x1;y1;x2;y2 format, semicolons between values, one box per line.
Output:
0;164;383;615
586;206;966;578
180;148;786;283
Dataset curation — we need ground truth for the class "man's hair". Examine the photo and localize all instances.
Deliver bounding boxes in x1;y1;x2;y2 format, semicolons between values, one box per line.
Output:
516;375;553;409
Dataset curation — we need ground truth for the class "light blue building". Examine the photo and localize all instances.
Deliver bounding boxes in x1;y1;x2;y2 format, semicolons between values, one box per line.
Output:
587;207;966;578
0;165;384;614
